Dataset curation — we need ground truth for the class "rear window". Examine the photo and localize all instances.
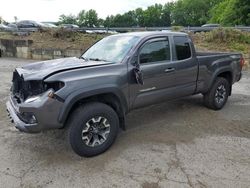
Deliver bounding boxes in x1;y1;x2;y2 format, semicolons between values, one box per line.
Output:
174;36;192;60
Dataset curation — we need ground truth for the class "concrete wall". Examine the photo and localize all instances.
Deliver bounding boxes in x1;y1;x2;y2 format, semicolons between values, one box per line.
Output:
0;39;82;60
30;48;82;60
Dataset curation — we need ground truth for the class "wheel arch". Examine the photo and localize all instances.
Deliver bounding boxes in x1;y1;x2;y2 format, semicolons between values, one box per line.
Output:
58;87;128;130
217;71;233;95
206;67;233;95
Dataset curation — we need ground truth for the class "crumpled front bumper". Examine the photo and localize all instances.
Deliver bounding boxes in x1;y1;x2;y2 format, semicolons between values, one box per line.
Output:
6;91;64;133
6;100;40;133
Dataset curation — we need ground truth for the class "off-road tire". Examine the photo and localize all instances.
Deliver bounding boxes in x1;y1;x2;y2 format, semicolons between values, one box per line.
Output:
67;102;119;157
203;77;230;110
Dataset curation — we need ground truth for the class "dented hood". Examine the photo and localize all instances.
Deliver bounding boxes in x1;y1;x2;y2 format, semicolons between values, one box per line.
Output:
15;57;113;81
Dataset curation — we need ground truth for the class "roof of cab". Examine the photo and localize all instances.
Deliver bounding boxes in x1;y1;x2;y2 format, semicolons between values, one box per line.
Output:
113;31;188;38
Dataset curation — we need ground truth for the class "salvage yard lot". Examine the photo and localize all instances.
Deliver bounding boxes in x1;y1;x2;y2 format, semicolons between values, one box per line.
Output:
0;57;250;187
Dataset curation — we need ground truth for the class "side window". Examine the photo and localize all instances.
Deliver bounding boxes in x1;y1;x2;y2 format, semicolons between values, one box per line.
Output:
139;39;170;64
174;36;192;60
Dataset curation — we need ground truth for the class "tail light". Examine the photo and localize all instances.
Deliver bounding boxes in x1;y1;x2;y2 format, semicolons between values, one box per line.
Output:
240;57;245;68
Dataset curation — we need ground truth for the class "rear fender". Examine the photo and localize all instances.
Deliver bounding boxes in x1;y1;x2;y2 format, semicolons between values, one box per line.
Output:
206;67;232;93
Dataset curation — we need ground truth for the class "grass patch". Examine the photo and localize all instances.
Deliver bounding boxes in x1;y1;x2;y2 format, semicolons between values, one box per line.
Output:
191;28;250;68
171;26;184;32
0;29;107;51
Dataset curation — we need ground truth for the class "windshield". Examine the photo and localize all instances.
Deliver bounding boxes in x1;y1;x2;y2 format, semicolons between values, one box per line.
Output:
82;35;140;63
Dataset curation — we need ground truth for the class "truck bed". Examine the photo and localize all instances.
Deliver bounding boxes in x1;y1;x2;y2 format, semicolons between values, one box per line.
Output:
197;51;242;67
195;51;242;94
196;51;240;57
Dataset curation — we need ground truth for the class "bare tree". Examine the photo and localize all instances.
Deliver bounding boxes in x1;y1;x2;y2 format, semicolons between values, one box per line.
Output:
14;16;18;23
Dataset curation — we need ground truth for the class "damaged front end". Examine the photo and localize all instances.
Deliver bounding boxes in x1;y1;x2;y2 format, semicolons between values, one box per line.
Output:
6;69;65;133
12;70;64;103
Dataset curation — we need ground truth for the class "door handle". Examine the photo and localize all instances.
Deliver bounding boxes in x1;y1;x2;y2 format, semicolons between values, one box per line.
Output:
164;68;175;73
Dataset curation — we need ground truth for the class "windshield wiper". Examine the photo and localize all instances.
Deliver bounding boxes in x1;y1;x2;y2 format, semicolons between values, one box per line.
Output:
80;57;113;63
79;56;88;61
88;58;109;62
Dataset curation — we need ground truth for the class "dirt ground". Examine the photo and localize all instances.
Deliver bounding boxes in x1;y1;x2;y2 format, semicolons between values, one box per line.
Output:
0;57;250;188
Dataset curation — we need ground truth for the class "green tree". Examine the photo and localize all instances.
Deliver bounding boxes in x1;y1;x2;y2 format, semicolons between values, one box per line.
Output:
117;11;137;27
104;15;117;27
162;3;174;26
98;18;104;27
57;0;248;28
14;16;18;24
172;0;223;26
210;0;235;25
103;0;225;27
143;4;164;27
210;0;250;26
103;16;112;27
135;8;144;26
77;10;86;27
235;0;250;25
112;14;123;27
0;17;6;24
171;0;186;26
84;9;99;27
58;14;77;25
104;3;173;27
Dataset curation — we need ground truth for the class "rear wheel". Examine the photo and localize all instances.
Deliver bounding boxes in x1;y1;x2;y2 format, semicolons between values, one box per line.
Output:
203;77;230;110
67;102;119;157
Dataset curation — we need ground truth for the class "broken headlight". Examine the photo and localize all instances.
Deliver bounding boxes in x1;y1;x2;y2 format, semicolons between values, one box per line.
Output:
24;96;41;103
24;81;65;103
44;81;65;92
20;112;37;124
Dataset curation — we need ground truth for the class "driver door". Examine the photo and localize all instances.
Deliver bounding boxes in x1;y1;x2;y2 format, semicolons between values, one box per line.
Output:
130;37;177;109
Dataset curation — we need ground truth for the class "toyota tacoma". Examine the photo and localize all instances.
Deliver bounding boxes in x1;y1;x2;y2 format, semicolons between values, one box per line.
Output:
6;31;244;157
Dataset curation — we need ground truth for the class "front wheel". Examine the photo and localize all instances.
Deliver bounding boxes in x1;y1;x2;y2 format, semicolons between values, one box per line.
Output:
203;77;230;110
67;102;119;157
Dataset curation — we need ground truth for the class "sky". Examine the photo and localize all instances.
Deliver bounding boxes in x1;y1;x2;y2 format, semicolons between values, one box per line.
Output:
0;0;173;22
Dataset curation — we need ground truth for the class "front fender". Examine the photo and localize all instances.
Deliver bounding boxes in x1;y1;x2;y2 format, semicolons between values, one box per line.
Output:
58;85;128;124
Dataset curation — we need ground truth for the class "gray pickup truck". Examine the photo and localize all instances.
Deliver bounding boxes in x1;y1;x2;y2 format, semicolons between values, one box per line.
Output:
6;31;244;157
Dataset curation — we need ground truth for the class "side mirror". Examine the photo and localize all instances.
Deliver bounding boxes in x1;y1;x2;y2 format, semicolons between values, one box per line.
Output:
131;54;144;85
133;66;144;85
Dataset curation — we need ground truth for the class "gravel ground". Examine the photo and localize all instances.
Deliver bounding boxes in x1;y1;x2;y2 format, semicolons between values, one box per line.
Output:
0;57;250;188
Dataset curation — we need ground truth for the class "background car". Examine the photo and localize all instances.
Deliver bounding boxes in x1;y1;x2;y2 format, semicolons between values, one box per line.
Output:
201;24;220;27
7;23;18;31
60;24;79;30
16;20;46;32
0;24;16;32
41;22;58;28
192;23;221;33
0;24;8;31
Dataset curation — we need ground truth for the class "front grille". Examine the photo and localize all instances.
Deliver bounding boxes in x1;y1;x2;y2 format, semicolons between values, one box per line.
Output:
12;70;45;102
